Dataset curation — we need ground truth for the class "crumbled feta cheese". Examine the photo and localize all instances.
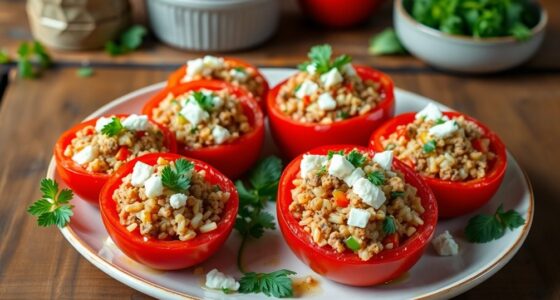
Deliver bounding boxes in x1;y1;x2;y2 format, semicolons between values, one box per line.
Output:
429;120;459;138
131;162;153;187
95;117;113;133
203;55;224;69
342;63;357;77
343;167;365;187
180;100;209;126
347;208;371;228
318;92;337;111
72;145;97;165
144;174;163;198
300;154;327;178
295;79;319;99
205;269;240;291
416;103;443;121
169;193;188;209
229;68;248;81
320;68;343;89
432;230;459;256
306;64;317;75
212;125;231;144
353;177;386;209
373;151;393;170
328;154;355;179
185;58;204;80
122;114;149;131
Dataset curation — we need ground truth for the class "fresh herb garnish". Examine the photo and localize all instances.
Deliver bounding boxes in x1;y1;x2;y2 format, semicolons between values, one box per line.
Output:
190;91;215;111
423;140;437;153
101;117;125;137
235;156;296;298
465;204;525;243
336;111;350;119
317;165;327;176
298;44;352;74
369;28;407;56
27;179;74;228
77;66;94;77
0;49;10;64
161;158;194;193
346;150;366;168
327;150;344;160
16;41;52;78
383;216;397;234
105;25;147;56
233;66;246;73
391;191;405;199
367;171;385;186
435;118;446;125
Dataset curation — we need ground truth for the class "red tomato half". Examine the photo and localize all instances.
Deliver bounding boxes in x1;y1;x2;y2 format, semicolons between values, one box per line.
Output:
167;57;269;113
369;112;507;218
54;114;177;204
99;153;239;270
267;66;395;160
298;0;385;28
142;80;265;179
276;145;438;286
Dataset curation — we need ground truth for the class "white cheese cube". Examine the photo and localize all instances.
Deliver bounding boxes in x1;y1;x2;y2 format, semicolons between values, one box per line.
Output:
203;55;224;69
131;162;153;187
353;177;386;209
416;103;443;121
205;268;240;291
122;114;149;131
180;100;209;126
95;117;113;133
229;68;248;81
328;154;355;179
342;63;357;77
185;58;204;80
343;167;365;187
169;193;188;209
373;151;393;170
318;93;337;111
300;154;327;178
432;230;459;256
429;120;459;138
212;125;231;144
347;208;371;228
295;79;319;99
306;64;317;75
72;145;97;165
320;68;343;89
144;174;164;198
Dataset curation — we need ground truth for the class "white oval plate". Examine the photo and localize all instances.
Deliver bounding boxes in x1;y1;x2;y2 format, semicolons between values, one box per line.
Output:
48;68;533;300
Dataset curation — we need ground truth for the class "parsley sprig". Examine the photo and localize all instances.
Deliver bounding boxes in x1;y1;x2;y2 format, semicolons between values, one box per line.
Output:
423;140;437;153
105;25;148;56
17;41;52;78
367;171;385;186
161;159;194;193
191;91;215;111
234;156;296;298
346;150;366;168
298;44;351;74
465;204;525;243
383;216;397;234
101;117;125;137
27;179;74;228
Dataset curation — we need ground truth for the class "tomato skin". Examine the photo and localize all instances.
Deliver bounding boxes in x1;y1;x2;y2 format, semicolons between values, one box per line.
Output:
369;112;508;218
166;57;269;113
267;66;395;160
115;146;129;161
99;153;239;270
142;80;265;179
333;190;349;207
54;114;177;204
277;145;437;286
298;0;385;28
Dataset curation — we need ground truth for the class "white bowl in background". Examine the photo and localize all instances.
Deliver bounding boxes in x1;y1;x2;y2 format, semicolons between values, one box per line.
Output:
146;0;280;52
394;0;547;73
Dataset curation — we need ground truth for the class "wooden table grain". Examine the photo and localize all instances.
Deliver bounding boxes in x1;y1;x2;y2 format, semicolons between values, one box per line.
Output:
0;0;559;299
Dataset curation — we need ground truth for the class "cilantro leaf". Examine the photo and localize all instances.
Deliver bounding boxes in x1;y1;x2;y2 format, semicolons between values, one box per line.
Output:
327;150;344;160
28;178;74;228
27;199;52;216
105;25;147;56
301;44;353;74
40;178;59;200
77;66;94;77
248;156;283;191
423;140;436;153
100;117;125;137
161;158;193;192
367;171;385;186
33;41;51;68
331;54;352;71
465;204;525;243
383;216;397;234
369;28;407;56
239;270;296;298
346;150;366;168
0;49;10;64
190;91;214;111
235;180;259;205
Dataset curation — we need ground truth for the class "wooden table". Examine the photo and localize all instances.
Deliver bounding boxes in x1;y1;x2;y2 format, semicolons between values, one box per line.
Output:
0;0;559;299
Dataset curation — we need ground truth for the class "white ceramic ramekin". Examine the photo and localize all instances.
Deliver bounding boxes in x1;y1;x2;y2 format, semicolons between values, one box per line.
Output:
146;0;280;52
394;0;548;73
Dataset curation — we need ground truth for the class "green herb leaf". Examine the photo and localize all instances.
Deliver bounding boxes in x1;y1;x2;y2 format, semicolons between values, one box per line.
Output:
423;140;437;153
435;118;446;125
331;54;352;71
28;178;74;228
33;41;51;68
0;49;10;64
190;91;215;111
301;44;352;74
239;270;296;298
391;191;405;199
100;117;125;137
77;66;94;77
465;204;525;243
235;180;260;206
367;171;385;186
346;150;366;168
105;25;147;56
383;216;397;234
336;111;350;120
369;28;407;56
161;158;194;193
248;156;283;192
327;150;344;160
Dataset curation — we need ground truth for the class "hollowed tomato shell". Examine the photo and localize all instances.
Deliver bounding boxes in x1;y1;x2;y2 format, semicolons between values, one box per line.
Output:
99;152;239;270
142;80;265;179
369;112;507;218
267;66;395;160
54;114;177;204
276;145;438;286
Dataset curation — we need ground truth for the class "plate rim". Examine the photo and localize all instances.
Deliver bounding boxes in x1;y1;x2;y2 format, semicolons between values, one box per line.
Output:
49;73;534;300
